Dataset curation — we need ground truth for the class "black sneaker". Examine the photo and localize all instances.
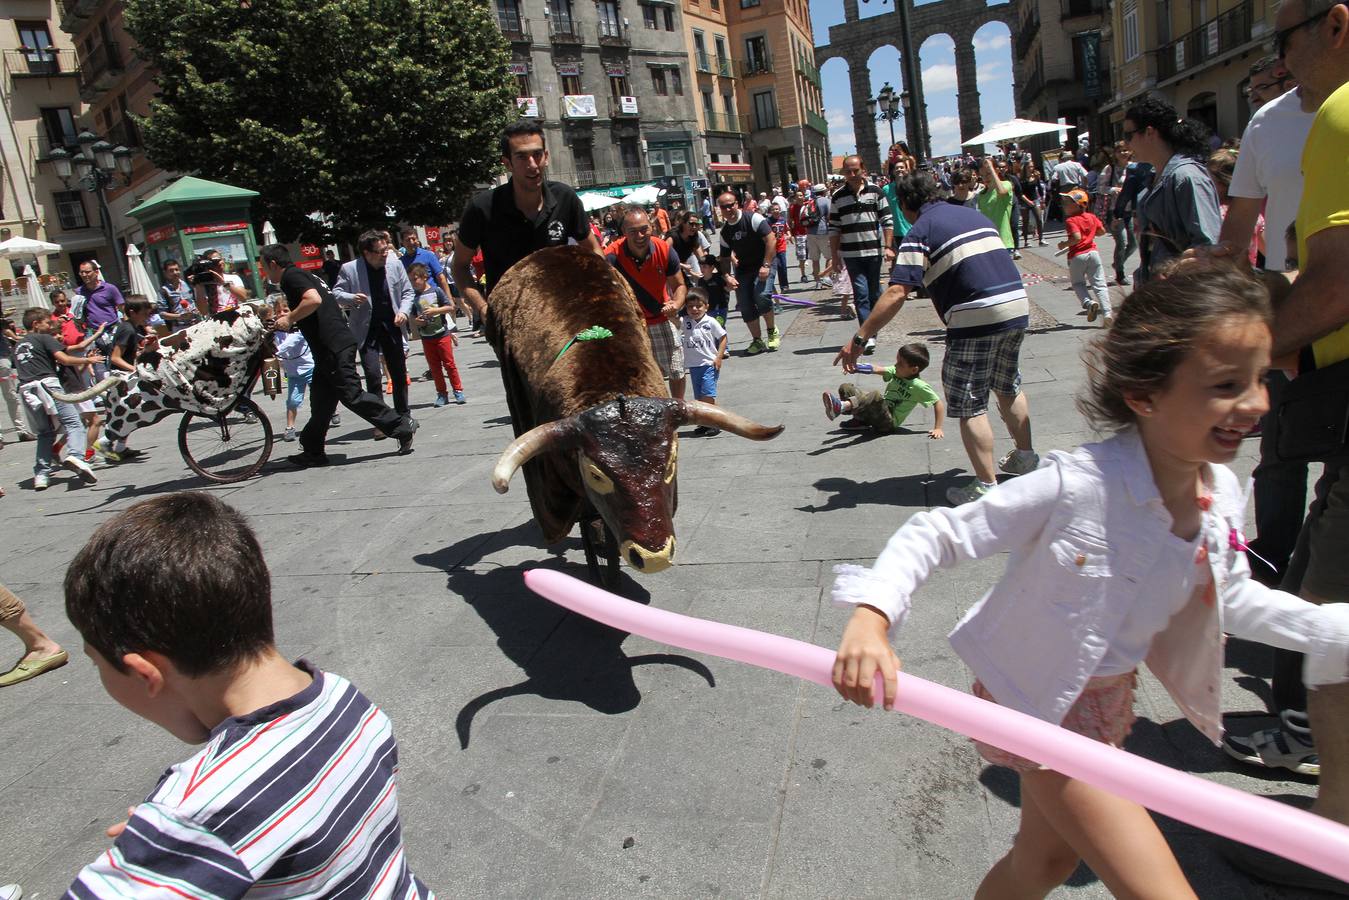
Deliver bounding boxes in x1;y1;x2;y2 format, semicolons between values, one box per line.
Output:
396;417;418;455
287;451;330;468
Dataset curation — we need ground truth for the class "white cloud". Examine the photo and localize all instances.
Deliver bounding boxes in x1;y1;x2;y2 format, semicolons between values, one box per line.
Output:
826;108;856;154
921;63;958;93
973;32;1010;52
927;115;963;156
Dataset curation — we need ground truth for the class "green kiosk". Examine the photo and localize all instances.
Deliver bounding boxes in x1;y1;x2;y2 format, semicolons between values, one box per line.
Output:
127;176;264;299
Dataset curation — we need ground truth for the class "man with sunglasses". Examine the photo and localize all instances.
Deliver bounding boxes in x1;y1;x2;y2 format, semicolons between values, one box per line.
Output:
1211;0;1349;892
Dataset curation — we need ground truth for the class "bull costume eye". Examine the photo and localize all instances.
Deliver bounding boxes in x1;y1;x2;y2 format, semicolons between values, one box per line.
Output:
664;438;678;484
579;453;615;494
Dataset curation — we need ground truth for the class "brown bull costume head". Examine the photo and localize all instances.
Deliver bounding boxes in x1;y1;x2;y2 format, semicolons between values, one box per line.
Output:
492;395;781;573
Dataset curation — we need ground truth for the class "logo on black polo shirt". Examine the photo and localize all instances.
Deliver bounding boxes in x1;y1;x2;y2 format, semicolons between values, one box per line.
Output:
548;220;566;242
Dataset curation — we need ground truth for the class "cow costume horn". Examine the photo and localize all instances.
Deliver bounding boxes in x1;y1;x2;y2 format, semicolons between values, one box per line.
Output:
677;401;784;441
50;375;124;404
492;420;579;493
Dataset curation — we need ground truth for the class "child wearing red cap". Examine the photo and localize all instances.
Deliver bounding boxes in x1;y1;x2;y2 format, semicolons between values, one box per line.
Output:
1058;188;1112;326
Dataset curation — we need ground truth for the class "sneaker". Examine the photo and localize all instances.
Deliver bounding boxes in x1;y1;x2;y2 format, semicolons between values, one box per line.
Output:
745;338;767;356
331;413;341;426
1103;314;1115;329
434;394;450;408
823;391;842;421
0;882;22;900
62;455;98;484
397;420;418;456
863;338;877;355
1086;300;1101;322
32;473;49;491
1223;710;1319;776
1013;250;1022;260
287;451;331;468
765;327;782;351
283;427;297;442
841;306;856;320
93;438;121;463
946;480;993;505
240;408;258;425
998;448;1040;476
83;447;95;463
454;390;466;404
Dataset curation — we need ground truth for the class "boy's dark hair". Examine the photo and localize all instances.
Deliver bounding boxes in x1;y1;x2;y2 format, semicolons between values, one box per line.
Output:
686;286;709;306
1079;268;1272;431
407;262;429;278
23;306;51;329
897;342;930;371
260;243;293;268
65;492;274;677
499;120;546;158
124;296;153;314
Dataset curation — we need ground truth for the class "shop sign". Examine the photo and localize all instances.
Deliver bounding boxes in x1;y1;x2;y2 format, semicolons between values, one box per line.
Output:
507;61;531;75
557;63;582;76
299;243;321;258
603;61;627;76
619;95;638;114
182;221;251;235
297;259;324;271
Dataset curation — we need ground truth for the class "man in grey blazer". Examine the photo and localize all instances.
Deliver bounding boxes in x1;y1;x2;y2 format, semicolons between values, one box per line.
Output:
333;230;415;420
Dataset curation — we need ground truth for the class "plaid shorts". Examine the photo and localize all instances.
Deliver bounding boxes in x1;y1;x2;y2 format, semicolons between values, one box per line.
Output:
647;320;686;380
941;329;1025;418
793;235;809;261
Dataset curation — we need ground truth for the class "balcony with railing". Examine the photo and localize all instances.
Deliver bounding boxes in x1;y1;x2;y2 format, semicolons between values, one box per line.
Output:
497;14;532;42
570;166;649;188
598;20;631;46
716;55;734;78
546;15;584;44
1015;8;1041;57
3;48;80;82
795;54;821;89
78;41;123;100
704;111;748;133
805;108;829;135
696;50;714;73
1155;0;1253;81
739;54;774;77
30;133;79;168
1061;0;1105;18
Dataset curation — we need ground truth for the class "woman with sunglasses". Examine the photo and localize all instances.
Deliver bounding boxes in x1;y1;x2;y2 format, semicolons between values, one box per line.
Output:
670;210;727;324
1121;97;1223;282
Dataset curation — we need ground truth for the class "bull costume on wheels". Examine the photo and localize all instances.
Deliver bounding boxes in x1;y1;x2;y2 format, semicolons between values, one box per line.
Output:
487;245;783;576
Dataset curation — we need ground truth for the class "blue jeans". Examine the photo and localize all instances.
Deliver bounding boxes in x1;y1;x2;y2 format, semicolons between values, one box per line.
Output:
286;370;313;411
732;268;772;323
848;255;883;324
25;390;86;477
773;251;789;295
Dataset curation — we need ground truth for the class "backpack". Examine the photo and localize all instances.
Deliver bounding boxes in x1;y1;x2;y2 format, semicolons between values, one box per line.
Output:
803;199;823;228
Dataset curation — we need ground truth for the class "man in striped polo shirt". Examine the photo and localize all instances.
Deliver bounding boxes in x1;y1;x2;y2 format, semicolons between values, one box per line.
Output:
64;493;433;899
835;171;1039;505
828;155;895;355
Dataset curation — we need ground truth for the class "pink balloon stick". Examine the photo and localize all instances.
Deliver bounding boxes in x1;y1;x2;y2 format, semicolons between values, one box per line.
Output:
524;568;1349;881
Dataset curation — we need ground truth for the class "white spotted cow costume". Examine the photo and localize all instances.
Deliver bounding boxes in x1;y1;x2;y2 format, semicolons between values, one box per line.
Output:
54;304;270;449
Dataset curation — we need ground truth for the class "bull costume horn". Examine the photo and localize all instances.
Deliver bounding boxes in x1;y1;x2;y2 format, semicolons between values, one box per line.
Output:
491;419;578;493
50;374;123;404
677;401;785;440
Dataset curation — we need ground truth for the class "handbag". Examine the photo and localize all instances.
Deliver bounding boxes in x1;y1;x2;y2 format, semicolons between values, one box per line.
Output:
1276;358;1349;462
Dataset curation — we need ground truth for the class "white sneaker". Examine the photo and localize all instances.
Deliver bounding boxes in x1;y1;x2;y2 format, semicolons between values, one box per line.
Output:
863;338;877;355
1086;300;1101;322
998;448;1040;476
32;473;49;491
62;455;98;484
946;480;992;505
0;883;24;900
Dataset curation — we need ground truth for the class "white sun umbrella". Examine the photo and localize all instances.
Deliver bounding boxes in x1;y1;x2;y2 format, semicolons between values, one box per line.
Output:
0;235;61;259
961;118;1067;147
621;184;662;205
261;221;278;244
125;243;157;300
578;191;624;212
23;264;51;311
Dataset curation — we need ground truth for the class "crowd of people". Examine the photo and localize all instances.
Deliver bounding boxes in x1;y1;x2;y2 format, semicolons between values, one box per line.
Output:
4;8;1349;892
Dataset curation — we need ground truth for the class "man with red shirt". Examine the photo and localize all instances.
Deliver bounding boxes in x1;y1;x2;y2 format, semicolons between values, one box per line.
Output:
606;207;688;398
1057;188;1112;324
787;189;811;286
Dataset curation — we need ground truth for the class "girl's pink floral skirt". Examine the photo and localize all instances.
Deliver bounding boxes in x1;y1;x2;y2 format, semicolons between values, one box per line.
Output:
971;670;1138;774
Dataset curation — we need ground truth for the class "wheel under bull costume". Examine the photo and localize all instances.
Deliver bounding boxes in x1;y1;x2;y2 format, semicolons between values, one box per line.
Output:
487;245;783;581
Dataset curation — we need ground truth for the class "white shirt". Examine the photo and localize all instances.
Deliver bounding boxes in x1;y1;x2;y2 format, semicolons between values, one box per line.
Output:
1051;159;1087;188
680;313;726;368
832;428;1349;742
1228;88;1316;271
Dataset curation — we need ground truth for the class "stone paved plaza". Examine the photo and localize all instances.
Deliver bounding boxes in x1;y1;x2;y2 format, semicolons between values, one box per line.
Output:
0;233;1323;898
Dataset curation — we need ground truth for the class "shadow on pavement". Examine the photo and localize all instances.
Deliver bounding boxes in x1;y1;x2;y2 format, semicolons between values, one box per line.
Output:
799;469;965;512
413;519;715;749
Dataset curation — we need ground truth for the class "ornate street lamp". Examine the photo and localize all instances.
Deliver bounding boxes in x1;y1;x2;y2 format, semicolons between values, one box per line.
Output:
872;82;904;148
47;133;135;288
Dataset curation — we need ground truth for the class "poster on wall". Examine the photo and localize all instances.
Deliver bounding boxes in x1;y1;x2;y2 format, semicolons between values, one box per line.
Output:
517;96;539;117
563;94;597;118
619;96;638;114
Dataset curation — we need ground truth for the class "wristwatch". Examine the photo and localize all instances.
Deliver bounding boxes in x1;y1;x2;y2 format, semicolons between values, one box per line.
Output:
851;333;866;348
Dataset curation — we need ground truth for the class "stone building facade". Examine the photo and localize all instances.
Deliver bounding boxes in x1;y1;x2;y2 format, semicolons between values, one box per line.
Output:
1011;0;1113;151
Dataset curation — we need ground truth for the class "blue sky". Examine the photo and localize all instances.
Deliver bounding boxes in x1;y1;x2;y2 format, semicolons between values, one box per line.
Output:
810;0;1017;157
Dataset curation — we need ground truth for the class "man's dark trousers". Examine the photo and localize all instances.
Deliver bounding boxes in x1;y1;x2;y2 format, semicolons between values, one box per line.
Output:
361;324;409;416
301;343;408;456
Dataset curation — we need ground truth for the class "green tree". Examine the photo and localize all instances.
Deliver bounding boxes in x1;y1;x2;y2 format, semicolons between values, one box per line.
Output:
125;0;518;241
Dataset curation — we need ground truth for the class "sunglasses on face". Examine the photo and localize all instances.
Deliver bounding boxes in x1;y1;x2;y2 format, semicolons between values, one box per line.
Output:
1122;128;1139;141
1272;4;1339;56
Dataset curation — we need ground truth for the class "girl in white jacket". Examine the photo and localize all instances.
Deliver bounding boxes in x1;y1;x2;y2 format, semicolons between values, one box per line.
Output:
831;268;1349;899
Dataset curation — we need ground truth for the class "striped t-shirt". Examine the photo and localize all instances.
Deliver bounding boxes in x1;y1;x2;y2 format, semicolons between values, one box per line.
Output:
827;182;894;259
67;662;433;899
890;201;1028;339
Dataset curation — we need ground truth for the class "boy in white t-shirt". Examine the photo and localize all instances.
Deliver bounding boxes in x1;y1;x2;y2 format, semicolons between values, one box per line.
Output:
679;288;728;436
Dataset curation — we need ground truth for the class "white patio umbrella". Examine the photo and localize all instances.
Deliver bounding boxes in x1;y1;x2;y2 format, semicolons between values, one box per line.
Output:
261;221;277;244
126;243;157;299
0;235;61;260
961;118;1067;147
578;191;624;212
621;184;662;205
23;265;51;311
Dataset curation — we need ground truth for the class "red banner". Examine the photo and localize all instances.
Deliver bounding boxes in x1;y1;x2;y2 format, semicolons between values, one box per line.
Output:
182;221;251;235
299;243;321;258
145;225;176;244
296;259;324;271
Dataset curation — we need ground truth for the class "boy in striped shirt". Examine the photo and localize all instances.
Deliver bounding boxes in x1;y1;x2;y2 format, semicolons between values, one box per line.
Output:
64;492;433;899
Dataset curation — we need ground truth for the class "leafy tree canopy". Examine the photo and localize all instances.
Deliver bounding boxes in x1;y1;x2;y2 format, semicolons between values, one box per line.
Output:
126;0;518;241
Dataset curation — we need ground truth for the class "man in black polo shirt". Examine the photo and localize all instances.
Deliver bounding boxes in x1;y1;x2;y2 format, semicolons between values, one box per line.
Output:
261;244;415;467
452;120;601;314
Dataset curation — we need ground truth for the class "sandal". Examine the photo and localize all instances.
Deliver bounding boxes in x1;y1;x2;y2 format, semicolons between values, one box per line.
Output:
0;650;69;687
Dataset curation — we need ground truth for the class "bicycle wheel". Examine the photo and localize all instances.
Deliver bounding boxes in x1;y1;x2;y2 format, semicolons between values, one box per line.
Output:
178;400;274;483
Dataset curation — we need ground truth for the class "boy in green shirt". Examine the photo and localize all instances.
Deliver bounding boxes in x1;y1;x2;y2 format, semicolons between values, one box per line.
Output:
824;342;944;437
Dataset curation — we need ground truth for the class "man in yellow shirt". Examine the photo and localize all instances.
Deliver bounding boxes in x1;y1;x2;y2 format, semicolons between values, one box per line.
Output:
1223;0;1349;891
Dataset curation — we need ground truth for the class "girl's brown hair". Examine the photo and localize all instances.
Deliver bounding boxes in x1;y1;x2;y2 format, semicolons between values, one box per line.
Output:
1078;267;1272;430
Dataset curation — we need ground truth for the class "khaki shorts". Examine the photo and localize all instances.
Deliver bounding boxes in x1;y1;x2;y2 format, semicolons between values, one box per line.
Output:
806;233;831;265
647;320;686;381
